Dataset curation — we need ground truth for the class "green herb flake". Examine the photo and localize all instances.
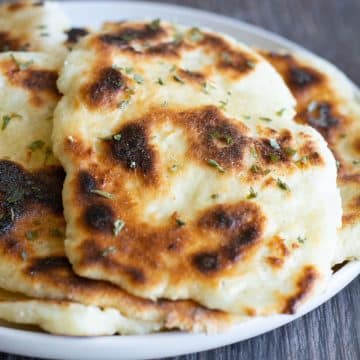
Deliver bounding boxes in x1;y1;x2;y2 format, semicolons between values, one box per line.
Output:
189;27;204;42
335;160;340;169
246;187;257;199
90;189;115;200
259;117;272;122
210;193;219;200
170;164;179;172
284;147;297;157
219;99;228;110
245;60;255;69
176;218;186;227
161;100;168;107
352;160;360;165
133;74;144;84
118;99;130;110
36;24;47;29
269;153;280;163
250;146;258;159
243;115;251;120
125;67;134;74
277;178;290;191
173;74;184;84
207;159;225;173
10;54;34;70
28;140;45;151
113;219;125;236
157;78;165;85
50;228;63;238
40;32;50;37
25;230;38;241
1;113;22;130
113;133;122;141
209;131;233;145
276;108;286;116
7;188;25;204
149;18;161;31
297;236;306;244
102;246;117;257
296;156;309;166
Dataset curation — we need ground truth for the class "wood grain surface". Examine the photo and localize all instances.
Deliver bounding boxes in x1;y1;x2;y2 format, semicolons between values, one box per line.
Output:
0;0;359;359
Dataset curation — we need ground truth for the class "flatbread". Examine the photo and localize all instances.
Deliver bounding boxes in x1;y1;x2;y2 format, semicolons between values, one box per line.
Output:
261;50;360;263
0;0;69;60
0;288;162;335
53;21;341;315
0;52;231;334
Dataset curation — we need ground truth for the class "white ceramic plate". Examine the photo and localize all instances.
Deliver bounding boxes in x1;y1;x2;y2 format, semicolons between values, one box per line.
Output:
0;2;358;359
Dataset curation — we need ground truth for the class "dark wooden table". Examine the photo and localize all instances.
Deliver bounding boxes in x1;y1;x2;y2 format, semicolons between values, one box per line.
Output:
1;0;359;359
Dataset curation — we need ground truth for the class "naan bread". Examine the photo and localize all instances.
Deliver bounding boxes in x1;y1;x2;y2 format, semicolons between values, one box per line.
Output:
0;0;69;60
0;52;231;334
0;288;162;335
53;21;341;315
261;50;360;263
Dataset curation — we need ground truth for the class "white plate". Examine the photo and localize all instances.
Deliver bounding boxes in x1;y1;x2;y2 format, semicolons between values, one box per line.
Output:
0;2;359;359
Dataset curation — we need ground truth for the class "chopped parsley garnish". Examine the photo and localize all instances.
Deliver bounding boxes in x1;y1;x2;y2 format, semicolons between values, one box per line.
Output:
157;78;164;85
161;100;168;107
28;139;45;151
246;187;257;199
37;24;47;29
297;236;306;244
125;67;134;74
149;18;161;31
10;54;33;70
335;160;341;169
250;146;258;158
269;138;280;150
189;27;204;42
277;178;290;191
40;32;50;37
211;193;219;200
169;64;177;73
121;34;136;42
118;99;130;110
133;74;144;84
245;60;255;69
276;108;286;116
7;188;25;204
173;32;184;44
284;147;297;157
269;153;280;163
50;228;63;238
219;99;228;110
102;246;117;257
352;160;360;165
176;218;186;227
243;115;251;120
25;230;38;241
173;74;184;84
295;156;309;166
113;133;122;141
1;113;22;130
259;117;272;122
208;159;225;173
113;219;125;236
209;131;233;145
170;164;179;172
90;189;115;199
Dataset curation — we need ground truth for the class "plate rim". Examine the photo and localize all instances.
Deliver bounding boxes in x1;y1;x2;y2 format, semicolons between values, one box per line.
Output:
0;1;358;359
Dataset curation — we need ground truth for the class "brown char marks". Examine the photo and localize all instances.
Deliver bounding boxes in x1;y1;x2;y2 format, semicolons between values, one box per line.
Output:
0;32;26;52
99;23;165;48
282;266;318;314
193;202;265;274
65;28;89;44
0;160;64;235
84;66;126;109
108;122;156;177
84;203;114;234
182;106;249;169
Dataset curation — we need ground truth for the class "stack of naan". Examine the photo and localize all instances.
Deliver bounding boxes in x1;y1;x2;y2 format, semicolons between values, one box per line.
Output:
0;0;357;335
